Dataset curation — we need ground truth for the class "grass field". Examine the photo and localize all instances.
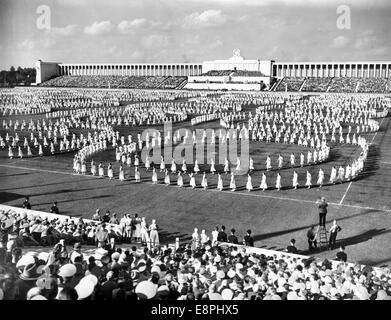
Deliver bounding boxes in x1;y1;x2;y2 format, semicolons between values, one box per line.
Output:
1;95;391;267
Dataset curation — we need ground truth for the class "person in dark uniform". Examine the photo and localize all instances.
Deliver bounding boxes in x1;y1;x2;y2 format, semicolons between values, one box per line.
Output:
217;225;227;242
102;211;111;223
336;245;347;262
243;229;254;247
286;239;298;254
328;220;342;250
227;228;238;244
317;197;328;227
307;226;317;251
50;201;59;215
23;196;31;210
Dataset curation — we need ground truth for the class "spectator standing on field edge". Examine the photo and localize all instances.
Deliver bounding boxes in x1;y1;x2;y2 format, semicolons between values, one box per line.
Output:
317;197;328;227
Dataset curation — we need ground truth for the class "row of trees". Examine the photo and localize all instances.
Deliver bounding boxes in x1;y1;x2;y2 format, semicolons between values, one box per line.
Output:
0;67;36;87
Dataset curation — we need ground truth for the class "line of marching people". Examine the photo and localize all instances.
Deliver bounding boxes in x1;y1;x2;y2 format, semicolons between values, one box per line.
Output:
74;149;366;191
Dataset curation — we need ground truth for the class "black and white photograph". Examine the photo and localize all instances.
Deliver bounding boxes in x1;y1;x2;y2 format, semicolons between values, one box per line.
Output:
0;0;391;311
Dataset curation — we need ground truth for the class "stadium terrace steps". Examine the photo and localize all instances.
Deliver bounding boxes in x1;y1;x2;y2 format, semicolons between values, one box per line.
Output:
274;77;306;92
298;79;306;92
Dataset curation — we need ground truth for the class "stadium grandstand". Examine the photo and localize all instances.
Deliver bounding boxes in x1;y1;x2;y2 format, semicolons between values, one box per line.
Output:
35;50;391;93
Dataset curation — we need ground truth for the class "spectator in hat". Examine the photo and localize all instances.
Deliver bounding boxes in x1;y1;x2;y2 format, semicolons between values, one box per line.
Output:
23;197;31;210
57;285;78;300
336;246;347;262
14;261;42;300
243;229;254;247
50;201;60;215
36;275;58;300
228;228;238;244
286;239;298;254
58;264;77;288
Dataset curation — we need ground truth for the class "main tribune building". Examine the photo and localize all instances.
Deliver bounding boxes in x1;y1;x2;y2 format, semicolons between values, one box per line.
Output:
36;49;391;92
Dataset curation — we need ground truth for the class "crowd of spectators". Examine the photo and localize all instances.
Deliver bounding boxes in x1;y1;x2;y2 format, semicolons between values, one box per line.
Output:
301;77;333;92
328;78;358;93
40;76;188;90
1;218;391;300
357;78;388;93
201;70;234;77
2;203;391;301
0;205;161;249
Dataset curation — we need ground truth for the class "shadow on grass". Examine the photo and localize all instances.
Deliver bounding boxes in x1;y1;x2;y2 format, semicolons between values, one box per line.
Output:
252;209;382;243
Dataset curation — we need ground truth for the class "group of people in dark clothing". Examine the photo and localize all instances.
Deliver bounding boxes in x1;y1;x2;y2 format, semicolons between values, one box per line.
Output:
23;197;60;215
216;226;254;247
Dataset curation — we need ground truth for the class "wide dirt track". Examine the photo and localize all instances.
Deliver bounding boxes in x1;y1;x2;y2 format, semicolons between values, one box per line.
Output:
1;93;391;267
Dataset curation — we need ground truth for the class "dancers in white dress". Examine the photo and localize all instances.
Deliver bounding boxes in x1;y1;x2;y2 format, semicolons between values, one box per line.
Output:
134;155;139;167
345;164;352;181
300;153;305;167
235;157;241;171
290;153;295;167
18;146;23;158
81;161;87;175
189;173;196;189
201;172;208;190
107;163;114;180
164;169;170;185
126;154;132;167
98;162;104;177
305;171;312;189
217;173;224;191
193;159;200;174
249;157;254;172
182;159;187;173
329;166;337;184
266;156;272;171
38;144;43;157
277;154;283;170
229;172;236;191
8;146;13;159
307;151;312;165
135;167;141;182
91;160;96;176
292;171;299;189
160;156;165;172
260;173;268;191
275;173;282;191
210;158;216;174
152;167;158;184
177;172;184;187
171;159;177;173
119;165;125;181
145;156;150;171
224;158;230;174
317;168;324;187
338;166;345;183
246;174;253;192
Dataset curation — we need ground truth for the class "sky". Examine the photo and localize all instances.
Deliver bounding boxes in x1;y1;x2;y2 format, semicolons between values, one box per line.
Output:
0;0;390;69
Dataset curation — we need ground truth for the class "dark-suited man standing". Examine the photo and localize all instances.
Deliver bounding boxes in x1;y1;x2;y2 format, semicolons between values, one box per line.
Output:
227;228;238;244
243;229;254;247
317;197;328;227
217;225;228;242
